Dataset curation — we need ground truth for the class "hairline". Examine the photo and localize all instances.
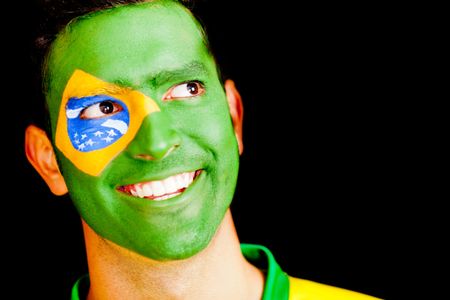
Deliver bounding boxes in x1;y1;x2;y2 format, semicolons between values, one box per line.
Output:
43;0;215;96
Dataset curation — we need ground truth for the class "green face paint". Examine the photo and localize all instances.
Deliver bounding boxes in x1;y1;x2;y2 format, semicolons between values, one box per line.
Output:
45;1;240;260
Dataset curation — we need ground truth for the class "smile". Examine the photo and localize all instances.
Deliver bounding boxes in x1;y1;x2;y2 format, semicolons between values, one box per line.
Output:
118;170;202;201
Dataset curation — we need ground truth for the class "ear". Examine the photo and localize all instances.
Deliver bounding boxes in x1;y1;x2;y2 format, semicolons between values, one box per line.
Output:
25;125;68;195
225;80;244;154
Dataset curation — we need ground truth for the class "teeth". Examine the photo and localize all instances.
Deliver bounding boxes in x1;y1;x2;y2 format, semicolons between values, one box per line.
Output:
153;192;182;201
134;185;145;198
142;184;153;197
182;173;189;186
122;171;199;200
175;175;185;190
150;181;165;196
164;177;177;193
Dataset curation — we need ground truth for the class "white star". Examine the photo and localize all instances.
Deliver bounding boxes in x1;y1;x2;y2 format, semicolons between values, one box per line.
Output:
78;143;86;150
74;133;78;138
94;131;104;137
102;136;114;143
75;139;80;144
107;129;117;136
81;134;87;140
85;139;95;146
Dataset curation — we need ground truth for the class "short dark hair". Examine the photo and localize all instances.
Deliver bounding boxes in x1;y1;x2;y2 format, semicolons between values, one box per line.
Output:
33;0;194;59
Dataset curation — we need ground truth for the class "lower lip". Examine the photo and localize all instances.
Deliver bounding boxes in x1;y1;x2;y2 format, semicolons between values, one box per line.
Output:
150;191;183;201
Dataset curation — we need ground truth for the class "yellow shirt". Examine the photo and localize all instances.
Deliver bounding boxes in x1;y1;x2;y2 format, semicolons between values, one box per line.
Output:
241;244;381;300
289;277;380;300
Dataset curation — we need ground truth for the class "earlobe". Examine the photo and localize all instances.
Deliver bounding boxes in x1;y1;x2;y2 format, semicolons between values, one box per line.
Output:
225;80;244;154
25;125;68;196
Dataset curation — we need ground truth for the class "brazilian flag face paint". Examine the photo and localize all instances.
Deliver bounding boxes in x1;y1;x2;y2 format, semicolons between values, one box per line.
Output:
45;1;240;260
56;70;160;176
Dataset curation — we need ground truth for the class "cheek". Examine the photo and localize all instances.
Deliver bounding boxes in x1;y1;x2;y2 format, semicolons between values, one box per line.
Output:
176;101;235;149
202;112;236;153
58;162;117;228
67;110;130;152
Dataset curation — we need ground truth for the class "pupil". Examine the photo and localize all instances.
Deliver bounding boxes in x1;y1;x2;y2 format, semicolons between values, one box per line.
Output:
100;101;114;114
187;82;198;94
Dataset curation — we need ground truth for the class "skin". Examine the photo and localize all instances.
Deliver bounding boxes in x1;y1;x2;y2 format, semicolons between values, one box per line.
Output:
43;0;240;260
82;212;264;299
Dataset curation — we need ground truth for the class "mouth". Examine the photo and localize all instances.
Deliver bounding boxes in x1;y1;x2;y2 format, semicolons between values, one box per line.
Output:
118;170;202;201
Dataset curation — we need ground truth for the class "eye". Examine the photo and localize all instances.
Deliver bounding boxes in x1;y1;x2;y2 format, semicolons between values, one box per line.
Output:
80;100;123;119
164;81;205;100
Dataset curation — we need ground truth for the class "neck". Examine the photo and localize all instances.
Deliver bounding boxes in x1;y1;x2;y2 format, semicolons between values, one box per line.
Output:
83;210;264;300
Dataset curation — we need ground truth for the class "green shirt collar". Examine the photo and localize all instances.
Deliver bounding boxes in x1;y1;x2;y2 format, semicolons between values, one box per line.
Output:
72;244;289;300
241;243;290;300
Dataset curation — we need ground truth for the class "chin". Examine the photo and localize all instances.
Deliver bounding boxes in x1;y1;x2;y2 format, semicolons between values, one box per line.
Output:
138;230;216;261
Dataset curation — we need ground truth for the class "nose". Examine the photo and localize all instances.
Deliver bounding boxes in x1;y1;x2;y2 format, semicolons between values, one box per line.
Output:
126;112;181;160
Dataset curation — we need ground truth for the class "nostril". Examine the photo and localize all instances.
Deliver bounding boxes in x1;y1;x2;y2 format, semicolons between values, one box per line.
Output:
134;144;179;161
135;154;156;160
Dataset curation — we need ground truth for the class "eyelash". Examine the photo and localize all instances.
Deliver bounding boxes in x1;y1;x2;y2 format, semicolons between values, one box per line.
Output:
163;80;205;101
79;100;123;119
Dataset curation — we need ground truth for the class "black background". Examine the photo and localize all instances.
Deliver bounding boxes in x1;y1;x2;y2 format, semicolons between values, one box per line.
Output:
3;1;400;298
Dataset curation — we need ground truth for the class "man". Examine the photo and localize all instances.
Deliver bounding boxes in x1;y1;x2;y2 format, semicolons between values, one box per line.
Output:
25;0;380;299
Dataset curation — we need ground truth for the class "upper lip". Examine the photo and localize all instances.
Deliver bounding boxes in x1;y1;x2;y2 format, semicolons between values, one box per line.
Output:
118;169;202;200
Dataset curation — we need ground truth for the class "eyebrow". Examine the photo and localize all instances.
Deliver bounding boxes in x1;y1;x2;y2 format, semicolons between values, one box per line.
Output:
113;61;210;90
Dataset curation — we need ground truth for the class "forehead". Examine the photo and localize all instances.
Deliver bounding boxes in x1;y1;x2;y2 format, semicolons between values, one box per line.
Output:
46;2;211;100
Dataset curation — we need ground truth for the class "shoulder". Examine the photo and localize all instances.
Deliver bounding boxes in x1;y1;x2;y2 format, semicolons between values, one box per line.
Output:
288;277;382;300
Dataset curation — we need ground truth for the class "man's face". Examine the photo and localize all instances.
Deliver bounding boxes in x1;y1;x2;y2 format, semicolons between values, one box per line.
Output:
45;1;239;260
